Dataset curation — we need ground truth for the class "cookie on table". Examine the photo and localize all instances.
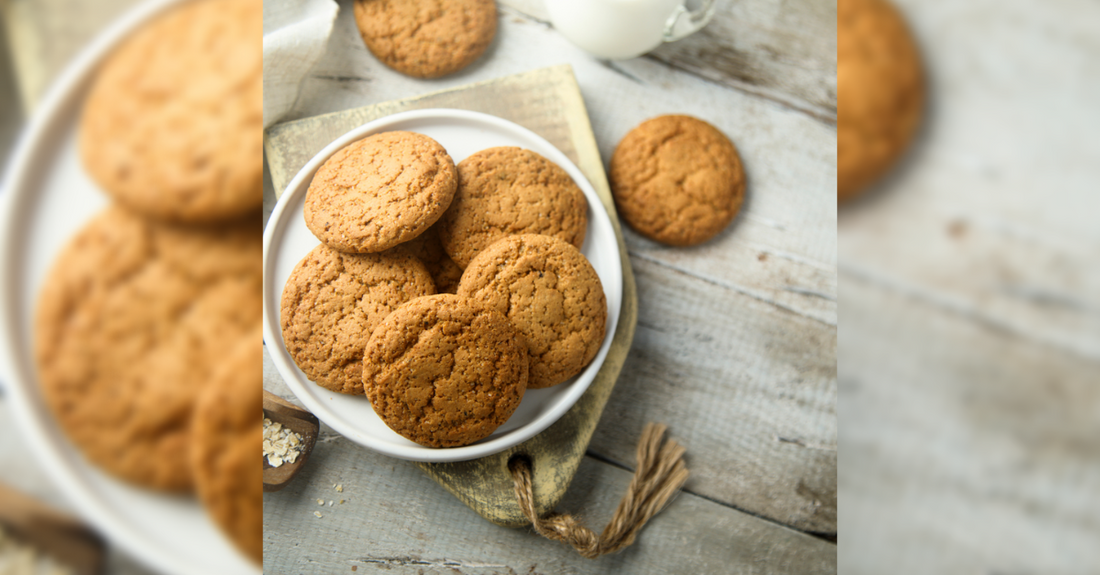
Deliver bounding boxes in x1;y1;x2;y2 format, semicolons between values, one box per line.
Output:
280;244;435;395
363;294;527;448
353;0;497;79
837;0;924;202
438;147;588;269
387;223;463;294
304;131;457;253
609;115;745;247
80;0;262;223
191;327;262;564
458;234;606;389
35;207;263;492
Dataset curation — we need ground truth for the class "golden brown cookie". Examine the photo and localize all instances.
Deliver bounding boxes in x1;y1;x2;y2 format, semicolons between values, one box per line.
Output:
438;147;588;269
363;294;527;448
838;0;924;202
609;115;745;247
304;131;458;253
35;207;262;492
80;0;262;223
191;328;261;564
353;0;497;79
387;223;463;294
457;234;606;388
280;244;435;394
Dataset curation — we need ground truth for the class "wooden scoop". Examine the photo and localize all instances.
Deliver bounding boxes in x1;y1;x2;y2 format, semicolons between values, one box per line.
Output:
263;390;319;492
0;482;105;575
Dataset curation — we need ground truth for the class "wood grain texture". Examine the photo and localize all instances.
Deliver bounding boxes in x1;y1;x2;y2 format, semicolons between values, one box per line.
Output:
266;0;837;538
499;0;838;122
839;0;1100;571
261;367;837;574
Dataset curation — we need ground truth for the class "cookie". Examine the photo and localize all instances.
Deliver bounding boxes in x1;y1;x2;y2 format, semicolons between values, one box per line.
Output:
280;244;435;395
80;0;262;223
609;115;745;247
438;147;588;269
35;207;262;492
457;234;606;388
353;0;497;79
191;328;262;564
363;294;527;447
388;223;463;294
837;0;924;202
304;131;458;253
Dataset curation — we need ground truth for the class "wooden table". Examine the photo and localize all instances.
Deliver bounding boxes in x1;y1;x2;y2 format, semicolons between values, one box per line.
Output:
262;1;836;573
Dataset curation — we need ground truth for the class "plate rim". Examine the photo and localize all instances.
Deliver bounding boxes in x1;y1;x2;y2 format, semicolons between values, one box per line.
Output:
0;1;258;574
262;107;623;463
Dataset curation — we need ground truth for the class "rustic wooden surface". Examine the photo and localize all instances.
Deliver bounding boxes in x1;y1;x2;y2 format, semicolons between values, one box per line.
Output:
838;0;1100;572
264;0;837;571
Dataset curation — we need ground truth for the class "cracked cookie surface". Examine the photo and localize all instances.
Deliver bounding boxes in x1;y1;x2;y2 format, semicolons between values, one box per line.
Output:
280;244;435;395
353;0;497;79
838;0;924;201
192;327;262;564
457;234;606;389
363;294;527;448
438;147;588;269
80;0;262;224
304;131;457;253
609;115;745;246
35;207;262;492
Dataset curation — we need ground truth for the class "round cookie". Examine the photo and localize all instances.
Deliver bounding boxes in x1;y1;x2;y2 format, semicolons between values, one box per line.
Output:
191;328;262;564
457;234;607;389
363;294;527;448
838;0;924;202
353;0;497;79
280;244;435;395
35;207;263;492
438;147;588;269
609;115;745;247
387;223;463;294
304;131;457;253
80;0;262;223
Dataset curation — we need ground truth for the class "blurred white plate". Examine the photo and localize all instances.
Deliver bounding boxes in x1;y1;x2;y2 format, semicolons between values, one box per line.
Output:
263;108;623;463
0;1;260;574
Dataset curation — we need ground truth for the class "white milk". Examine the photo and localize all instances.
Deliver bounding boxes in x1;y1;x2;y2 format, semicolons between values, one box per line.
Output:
546;0;716;60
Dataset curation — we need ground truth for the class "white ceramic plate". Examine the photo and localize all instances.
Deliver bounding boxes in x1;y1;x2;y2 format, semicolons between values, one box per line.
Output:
263;109;623;463
0;1;259;574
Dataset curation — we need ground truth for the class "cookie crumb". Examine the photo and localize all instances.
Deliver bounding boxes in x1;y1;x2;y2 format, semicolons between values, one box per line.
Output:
336;484;343;492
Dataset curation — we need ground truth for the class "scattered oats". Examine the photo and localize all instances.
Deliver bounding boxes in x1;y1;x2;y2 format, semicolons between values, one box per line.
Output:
335;484;343;492
314;511;323;518
0;524;76;575
327;500;333;507
317;499;324;505
263;415;304;468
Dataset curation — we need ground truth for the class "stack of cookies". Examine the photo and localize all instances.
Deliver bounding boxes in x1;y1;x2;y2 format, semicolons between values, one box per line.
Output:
33;0;262;564
281;133;608;448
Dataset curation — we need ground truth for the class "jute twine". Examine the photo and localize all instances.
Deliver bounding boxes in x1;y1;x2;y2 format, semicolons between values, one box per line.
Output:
508;423;689;559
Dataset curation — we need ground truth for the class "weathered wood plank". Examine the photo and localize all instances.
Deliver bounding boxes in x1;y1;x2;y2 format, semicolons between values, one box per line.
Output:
499;0;838;122
839;0;1100;571
260;393;837;574
838;278;1100;573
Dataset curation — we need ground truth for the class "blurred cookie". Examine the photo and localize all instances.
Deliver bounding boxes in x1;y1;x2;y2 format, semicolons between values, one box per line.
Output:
192;328;262;564
280;244;435;394
458;234;606;388
353;0;497;79
438;147;588;269
363;294;527;448
304;131;457;253
609;115;745;246
35;207;262;492
80;0;262;223
387;223;463;294
838;0;924;201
